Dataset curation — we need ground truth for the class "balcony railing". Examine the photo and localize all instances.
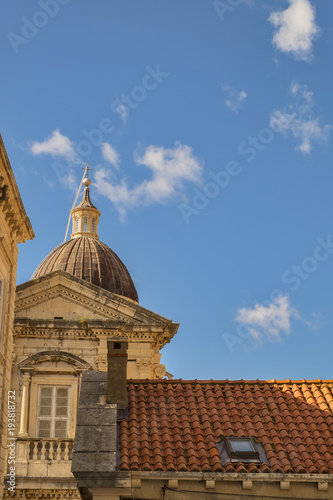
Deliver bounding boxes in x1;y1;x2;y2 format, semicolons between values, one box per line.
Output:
27;438;73;461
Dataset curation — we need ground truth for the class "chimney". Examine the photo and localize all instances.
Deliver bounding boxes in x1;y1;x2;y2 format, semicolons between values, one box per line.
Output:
106;340;128;408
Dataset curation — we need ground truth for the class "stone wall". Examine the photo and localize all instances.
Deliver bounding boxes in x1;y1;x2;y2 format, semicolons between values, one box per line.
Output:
0;135;34;498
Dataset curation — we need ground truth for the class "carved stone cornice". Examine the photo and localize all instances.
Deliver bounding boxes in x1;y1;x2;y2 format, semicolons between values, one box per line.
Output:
0;134;34;243
3;489;81;499
14;271;179;348
13;324;174;347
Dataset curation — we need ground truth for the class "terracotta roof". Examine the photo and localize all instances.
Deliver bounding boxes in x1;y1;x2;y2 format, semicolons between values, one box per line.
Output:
31;236;138;301
119;379;333;474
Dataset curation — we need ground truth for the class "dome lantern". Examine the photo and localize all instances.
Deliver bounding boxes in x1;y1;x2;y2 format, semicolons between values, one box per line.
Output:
70;175;101;240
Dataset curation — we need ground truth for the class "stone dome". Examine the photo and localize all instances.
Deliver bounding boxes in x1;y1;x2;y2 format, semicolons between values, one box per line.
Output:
31;236;138;302
31;171;138;302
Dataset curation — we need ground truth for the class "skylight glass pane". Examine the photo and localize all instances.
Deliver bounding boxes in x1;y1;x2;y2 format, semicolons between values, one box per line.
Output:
230;439;254;453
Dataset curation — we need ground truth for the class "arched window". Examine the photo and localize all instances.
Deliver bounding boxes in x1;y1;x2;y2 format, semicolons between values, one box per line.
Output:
74;217;79;232
92;218;96;233
83;216;88;232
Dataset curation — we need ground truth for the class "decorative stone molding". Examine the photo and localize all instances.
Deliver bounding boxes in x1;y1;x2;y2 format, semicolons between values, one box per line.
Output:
152;363;166;379
21;373;31;386
95;354;107;371
18;351;92;372
0;135;34;243
136;358;153;378
3;489;81;499
136;358;152;369
14;324;175;346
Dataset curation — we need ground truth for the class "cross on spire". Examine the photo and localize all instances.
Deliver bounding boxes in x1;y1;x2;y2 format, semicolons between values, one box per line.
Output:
82;160;94;178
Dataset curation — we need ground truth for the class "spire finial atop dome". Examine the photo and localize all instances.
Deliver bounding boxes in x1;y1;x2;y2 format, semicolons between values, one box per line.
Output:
82;160;93;187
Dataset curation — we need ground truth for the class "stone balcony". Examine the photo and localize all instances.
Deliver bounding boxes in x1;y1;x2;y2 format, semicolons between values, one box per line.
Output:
16;438;74;477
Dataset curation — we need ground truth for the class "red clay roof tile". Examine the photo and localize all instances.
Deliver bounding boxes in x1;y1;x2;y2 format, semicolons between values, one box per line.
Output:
119;379;333;474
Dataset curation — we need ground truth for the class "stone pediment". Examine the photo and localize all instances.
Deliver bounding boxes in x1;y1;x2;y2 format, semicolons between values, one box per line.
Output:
15;270;177;328
18;350;92;373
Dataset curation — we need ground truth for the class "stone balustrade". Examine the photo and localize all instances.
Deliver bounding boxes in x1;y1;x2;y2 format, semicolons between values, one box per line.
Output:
25;438;74;461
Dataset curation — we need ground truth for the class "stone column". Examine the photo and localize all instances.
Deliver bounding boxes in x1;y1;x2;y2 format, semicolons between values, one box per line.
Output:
18;373;31;437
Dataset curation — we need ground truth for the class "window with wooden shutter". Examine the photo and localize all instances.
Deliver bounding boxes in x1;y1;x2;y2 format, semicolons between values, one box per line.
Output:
37;386;70;438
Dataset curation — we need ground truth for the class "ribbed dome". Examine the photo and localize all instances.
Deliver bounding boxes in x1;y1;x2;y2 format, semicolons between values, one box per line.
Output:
31;237;138;302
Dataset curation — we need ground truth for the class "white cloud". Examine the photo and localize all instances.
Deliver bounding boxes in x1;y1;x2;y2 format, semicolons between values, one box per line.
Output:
222;85;247;113
59;169;77;191
101;142;120;168
270;81;331;154
115;101;128;125
302;312;324;330
30;129;77;161
30;132;203;213
235;295;299;342
42;176;55;189
94;142;203;218
269;0;319;62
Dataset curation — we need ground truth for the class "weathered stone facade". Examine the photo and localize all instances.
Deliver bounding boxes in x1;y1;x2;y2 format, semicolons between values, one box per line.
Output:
10;266;178;498
0;135;34;498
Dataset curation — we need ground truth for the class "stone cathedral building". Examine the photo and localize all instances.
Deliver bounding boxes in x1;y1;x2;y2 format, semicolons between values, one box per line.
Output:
7;176;178;499
2;163;333;499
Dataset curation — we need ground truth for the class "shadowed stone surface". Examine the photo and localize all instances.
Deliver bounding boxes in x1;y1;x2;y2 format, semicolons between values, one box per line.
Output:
107;341;128;407
75;426;116;453
72;371;117;475
77;408;117;426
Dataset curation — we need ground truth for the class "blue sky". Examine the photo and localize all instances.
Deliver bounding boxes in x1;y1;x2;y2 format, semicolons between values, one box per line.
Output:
1;0;333;380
